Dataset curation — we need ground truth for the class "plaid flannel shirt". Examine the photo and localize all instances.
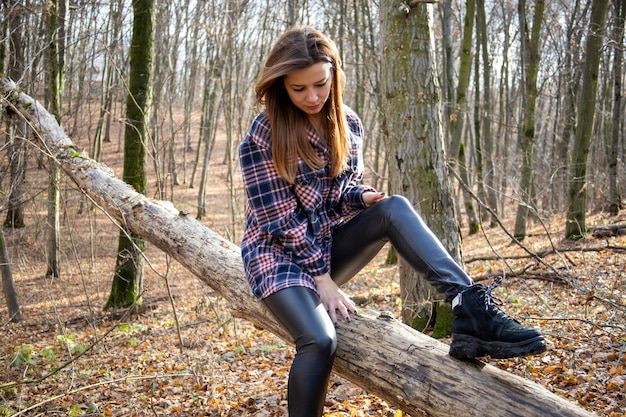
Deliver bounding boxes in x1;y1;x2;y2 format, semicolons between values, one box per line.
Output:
239;107;374;299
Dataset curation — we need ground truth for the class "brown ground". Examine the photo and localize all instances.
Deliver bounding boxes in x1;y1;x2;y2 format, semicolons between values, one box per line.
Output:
0;114;625;416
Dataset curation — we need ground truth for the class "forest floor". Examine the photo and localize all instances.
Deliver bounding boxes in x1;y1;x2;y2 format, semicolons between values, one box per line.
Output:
0;115;625;417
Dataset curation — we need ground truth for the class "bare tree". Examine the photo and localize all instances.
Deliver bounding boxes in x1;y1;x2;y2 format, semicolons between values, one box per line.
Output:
106;0;155;309
92;0;124;162
380;1;459;335
551;0;586;212
0;223;20;321
475;0;498;227
607;0;625;215
513;0;545;240
443;0;481;235
565;0;611;239
3;0;27;229
0;2;23;320
45;0;67;278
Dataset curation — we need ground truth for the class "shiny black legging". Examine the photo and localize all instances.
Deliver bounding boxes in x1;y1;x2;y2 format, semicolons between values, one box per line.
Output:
262;195;473;417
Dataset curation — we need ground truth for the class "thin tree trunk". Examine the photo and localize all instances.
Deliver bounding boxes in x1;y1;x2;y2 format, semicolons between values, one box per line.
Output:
607;0;624;215
0;4;21;314
45;0;65;278
473;35;487;219
476;0;498;227
514;0;545;240
4;0;26;229
196;68;220;220
0;225;21;322
166;3;184;193
106;0;154;310
445;0;481;235
555;0;585;212
565;0;610;239
181;0;204;184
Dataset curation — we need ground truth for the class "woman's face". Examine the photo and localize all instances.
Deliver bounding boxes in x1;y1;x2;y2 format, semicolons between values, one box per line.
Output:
284;62;332;116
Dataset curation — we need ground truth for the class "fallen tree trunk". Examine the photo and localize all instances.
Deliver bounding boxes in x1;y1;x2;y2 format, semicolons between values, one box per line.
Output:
1;78;596;417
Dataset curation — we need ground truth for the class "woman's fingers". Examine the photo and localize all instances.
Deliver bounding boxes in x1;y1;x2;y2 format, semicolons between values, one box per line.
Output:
314;274;355;323
326;292;355;323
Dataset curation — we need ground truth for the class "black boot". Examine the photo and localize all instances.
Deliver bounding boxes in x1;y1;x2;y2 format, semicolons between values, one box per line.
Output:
449;282;546;359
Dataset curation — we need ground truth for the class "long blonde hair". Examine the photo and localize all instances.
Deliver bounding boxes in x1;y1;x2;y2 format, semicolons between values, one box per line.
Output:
254;26;350;184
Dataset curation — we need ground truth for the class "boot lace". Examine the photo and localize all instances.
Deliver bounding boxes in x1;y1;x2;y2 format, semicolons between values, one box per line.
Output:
483;276;515;321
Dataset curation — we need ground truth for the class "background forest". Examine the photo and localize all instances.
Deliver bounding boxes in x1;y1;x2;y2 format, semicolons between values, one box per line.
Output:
0;0;625;416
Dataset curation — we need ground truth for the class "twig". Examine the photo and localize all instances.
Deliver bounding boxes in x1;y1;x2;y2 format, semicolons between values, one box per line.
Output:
0;293;142;390
9;373;193;417
447;163;563;277
161;254;185;353
526;316;626;332
465;244;626;263
473;270;570;284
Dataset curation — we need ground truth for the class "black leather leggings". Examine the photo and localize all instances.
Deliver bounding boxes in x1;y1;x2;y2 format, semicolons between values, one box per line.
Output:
262;195;473;417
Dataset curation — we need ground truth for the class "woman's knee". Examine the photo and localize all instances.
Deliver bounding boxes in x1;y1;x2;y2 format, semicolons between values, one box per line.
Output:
386;194;411;207
376;194;413;217
296;328;337;361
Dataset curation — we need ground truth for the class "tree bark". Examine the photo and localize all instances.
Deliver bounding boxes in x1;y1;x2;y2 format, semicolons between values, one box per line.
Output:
475;0;498;228
106;0;154;309
565;0;610;239
607;0;624;215
4;0;27;229
0;222;21;322
0;77;598;417
443;0;482;235
514;0;545;240
45;0;65;278
380;0;459;333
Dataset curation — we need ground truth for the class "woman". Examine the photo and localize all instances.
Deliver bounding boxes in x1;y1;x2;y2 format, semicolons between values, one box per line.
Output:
239;26;545;417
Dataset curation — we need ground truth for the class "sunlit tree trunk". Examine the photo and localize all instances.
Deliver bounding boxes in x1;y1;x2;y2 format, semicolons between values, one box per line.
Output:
607;0;624;215
553;0;584;212
475;0;498;227
380;1;459;336
4;0;27;229
221;0;248;237
196;58;221;220
0;225;21;322
180;1;203;183
45;0;66;278
92;0;123;162
0;1;21;314
514;0;545;240
496;1;515;216
355;0;385;191
443;0;481;235
565;0;610;239
166;5;184;195
106;0;154;310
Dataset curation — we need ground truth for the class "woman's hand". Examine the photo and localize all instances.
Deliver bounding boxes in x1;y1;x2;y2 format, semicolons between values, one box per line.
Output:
362;191;386;207
313;273;356;324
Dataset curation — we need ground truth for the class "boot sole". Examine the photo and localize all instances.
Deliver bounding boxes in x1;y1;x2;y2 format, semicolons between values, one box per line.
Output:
449;334;547;359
